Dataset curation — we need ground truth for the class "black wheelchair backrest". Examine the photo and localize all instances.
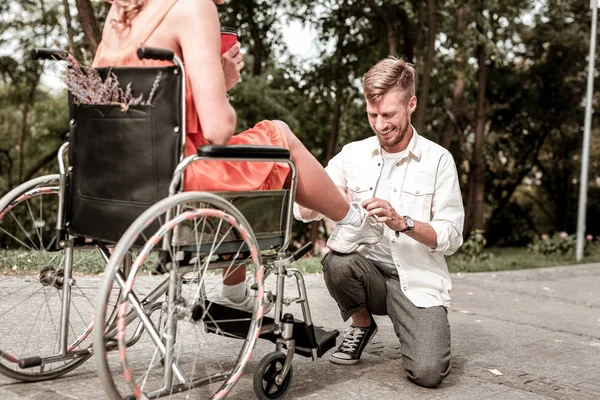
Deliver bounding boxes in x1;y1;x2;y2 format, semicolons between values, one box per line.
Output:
66;66;183;243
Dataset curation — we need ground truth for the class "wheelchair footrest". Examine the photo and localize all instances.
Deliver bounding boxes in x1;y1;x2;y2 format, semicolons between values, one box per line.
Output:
195;302;339;359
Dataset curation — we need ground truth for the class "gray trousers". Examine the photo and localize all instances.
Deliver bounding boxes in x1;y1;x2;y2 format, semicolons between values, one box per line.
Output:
322;251;451;388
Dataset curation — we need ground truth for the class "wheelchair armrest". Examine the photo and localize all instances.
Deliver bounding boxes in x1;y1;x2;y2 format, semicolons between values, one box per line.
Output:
197;145;291;160
31;48;68;61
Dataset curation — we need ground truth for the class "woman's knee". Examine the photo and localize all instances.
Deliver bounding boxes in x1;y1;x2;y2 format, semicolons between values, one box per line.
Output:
272;120;299;147
404;358;451;388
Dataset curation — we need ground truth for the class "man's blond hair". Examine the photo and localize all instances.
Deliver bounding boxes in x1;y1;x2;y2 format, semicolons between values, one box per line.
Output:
363;57;416;104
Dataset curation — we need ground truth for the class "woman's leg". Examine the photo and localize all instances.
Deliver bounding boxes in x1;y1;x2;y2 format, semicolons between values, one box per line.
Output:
218;121;360;305
273;120;351;222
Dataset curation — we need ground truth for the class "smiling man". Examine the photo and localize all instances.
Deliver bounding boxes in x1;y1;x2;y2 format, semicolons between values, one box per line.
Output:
295;57;464;388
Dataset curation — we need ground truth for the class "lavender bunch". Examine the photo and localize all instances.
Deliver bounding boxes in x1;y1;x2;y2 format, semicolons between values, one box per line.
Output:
62;55;162;112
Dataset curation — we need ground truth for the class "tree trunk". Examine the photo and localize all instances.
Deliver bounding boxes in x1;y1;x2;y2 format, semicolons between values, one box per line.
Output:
17;99;30;184
62;0;78;57
440;6;466;149
399;9;415;62
245;1;264;76
17;81;39;184
415;0;436;135
413;0;425;88
464;34;487;235
75;0;102;53
366;0;396;56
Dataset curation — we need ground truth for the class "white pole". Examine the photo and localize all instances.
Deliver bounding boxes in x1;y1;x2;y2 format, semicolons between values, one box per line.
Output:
576;0;598;261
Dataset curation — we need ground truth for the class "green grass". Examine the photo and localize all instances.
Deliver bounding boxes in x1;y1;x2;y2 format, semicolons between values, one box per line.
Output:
290;245;600;275
446;245;600;273
2;246;599;276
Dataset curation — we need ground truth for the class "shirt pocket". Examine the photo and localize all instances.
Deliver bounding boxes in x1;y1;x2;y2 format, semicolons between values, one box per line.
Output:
402;182;434;221
347;180;374;202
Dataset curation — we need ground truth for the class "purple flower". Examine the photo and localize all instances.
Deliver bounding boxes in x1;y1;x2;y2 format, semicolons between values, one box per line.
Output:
559;232;568;239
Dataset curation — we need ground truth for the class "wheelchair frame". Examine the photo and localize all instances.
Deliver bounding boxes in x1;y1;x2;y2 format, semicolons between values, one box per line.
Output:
0;47;339;400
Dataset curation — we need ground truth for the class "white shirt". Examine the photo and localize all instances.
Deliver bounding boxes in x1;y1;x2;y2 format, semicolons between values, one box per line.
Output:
362;148;405;267
294;129;464;308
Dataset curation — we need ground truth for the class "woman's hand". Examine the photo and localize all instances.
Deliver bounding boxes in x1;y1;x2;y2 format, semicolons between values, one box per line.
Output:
221;42;244;91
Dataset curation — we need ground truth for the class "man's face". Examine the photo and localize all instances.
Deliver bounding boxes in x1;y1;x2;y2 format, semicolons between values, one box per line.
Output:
366;89;417;153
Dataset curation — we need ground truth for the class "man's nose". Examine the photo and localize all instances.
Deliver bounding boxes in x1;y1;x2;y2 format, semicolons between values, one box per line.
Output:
375;117;386;131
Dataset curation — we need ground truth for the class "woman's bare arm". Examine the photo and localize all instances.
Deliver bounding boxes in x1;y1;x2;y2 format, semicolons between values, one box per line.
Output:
171;0;236;145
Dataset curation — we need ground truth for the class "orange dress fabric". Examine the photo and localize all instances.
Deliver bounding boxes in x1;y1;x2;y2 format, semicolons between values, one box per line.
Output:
92;0;290;192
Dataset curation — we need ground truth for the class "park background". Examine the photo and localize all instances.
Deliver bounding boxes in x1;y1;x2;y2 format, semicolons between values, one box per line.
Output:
1;0;600;272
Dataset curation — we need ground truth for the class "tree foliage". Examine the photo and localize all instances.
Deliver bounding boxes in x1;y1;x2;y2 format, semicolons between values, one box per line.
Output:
1;0;599;248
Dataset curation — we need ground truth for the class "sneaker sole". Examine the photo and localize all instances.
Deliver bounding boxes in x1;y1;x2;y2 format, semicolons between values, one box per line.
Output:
329;355;360;365
329;326;378;365
328;235;383;254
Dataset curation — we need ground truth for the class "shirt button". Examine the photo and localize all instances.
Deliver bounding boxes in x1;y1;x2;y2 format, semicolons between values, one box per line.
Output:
402;286;408;291
391;239;396;243
396;162;400;167
356;187;360;191
393;188;397;193
415;190;420;194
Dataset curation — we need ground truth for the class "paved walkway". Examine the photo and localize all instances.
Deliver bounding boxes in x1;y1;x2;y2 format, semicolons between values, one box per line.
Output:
0;263;598;399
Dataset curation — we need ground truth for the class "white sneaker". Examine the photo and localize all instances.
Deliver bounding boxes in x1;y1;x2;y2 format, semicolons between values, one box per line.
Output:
327;202;384;253
211;278;274;314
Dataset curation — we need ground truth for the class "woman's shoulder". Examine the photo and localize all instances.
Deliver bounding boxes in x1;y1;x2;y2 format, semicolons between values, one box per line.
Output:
167;0;218;24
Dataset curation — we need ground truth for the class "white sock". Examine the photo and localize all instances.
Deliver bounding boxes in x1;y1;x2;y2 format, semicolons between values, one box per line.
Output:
336;203;362;227
220;281;247;303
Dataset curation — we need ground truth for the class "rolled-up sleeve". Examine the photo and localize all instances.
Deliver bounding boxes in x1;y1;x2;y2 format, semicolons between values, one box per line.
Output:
428;152;464;255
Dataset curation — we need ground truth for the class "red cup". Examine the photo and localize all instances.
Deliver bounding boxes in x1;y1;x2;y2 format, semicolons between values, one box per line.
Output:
220;27;238;55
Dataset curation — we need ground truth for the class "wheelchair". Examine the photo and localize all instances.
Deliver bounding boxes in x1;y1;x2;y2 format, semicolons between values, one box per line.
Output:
0;48;339;399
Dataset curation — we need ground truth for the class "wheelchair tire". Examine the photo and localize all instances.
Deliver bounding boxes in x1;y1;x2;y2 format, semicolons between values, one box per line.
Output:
0;175;119;382
253;351;293;400
94;191;266;399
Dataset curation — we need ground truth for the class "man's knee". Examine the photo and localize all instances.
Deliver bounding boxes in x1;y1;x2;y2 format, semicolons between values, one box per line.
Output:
322;252;360;287
404;358;450;388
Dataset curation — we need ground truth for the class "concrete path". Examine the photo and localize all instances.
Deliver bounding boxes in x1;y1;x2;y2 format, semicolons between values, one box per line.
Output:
0;263;598;399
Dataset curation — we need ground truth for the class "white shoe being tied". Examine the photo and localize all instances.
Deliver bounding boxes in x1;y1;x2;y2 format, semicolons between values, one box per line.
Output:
327;202;384;254
210;278;274;314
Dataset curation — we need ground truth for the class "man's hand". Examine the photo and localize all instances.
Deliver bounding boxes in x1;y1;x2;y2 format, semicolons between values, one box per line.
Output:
362;197;438;248
221;42;244;91
362;197;406;232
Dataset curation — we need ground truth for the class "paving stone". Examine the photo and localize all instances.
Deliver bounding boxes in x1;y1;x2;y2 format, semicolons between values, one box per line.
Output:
0;264;599;399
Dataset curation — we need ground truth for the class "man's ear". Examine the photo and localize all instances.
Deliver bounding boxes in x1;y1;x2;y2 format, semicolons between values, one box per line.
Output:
408;96;417;114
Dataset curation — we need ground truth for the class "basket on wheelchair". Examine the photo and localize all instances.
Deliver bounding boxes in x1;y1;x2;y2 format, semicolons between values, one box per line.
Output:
0;48;339;399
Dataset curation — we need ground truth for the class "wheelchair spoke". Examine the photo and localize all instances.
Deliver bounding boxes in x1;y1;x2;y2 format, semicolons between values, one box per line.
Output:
97;193;265;399
0;179;114;381
25;199;44;252
0;226;37;253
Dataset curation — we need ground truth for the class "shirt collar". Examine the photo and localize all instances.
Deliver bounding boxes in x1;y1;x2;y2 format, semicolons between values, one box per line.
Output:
369;125;422;161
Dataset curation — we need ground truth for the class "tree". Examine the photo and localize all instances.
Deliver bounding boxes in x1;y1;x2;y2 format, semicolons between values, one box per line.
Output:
415;0;437;135
74;0;101;54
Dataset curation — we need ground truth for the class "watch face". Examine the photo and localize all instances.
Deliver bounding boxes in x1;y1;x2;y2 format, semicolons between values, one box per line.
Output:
405;216;414;230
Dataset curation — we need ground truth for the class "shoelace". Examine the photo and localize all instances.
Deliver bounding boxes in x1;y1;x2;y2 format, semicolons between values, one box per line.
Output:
338;326;366;353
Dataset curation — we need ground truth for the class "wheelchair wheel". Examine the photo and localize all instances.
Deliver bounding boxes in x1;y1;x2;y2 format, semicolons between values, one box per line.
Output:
95;192;266;399
0;175;118;381
253;351;293;400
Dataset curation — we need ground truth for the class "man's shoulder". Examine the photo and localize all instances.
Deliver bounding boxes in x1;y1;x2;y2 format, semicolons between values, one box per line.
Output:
417;134;452;159
340;136;378;154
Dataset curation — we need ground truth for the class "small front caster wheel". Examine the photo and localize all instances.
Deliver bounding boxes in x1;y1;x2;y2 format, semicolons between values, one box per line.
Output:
253;351;293;400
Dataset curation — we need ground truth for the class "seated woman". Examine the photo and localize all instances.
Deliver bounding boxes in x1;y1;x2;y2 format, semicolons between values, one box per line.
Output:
94;0;382;309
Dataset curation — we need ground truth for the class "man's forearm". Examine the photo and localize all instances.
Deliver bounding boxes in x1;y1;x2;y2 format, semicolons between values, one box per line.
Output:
402;220;438;249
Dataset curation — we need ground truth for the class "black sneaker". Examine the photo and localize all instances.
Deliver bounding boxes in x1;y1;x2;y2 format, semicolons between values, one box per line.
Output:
330;319;378;365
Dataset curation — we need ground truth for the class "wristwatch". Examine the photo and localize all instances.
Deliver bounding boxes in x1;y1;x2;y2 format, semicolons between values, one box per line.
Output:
400;215;414;233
